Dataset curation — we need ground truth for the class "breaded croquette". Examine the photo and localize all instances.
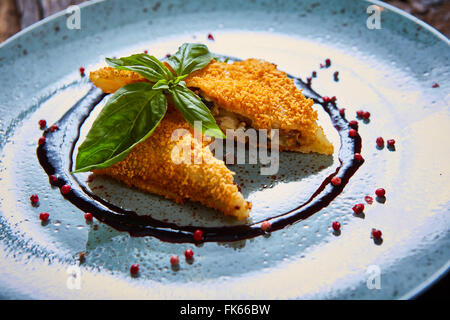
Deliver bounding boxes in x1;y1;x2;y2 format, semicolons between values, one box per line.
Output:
185;59;334;155
93;109;251;220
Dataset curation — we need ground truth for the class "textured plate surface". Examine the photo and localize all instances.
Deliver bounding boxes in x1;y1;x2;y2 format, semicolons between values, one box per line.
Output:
0;0;449;299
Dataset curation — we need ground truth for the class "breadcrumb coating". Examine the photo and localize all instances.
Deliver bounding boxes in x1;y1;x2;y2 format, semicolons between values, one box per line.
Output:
93;110;251;220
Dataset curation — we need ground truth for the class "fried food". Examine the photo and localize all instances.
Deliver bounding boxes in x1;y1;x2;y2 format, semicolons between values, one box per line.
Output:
93;109;251;220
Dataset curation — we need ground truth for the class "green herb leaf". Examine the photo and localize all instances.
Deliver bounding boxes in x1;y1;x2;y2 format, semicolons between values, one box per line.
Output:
170;85;225;139
106;54;174;82
167;43;215;76
74;82;167;173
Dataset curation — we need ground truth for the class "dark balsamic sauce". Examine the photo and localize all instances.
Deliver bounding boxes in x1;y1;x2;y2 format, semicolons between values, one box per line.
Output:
36;62;363;244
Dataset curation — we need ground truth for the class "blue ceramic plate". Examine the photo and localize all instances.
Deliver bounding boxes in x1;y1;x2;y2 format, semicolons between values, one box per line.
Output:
0;0;448;299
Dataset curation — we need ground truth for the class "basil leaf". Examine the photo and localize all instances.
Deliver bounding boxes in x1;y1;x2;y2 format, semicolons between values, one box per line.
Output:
106;54;173;82
167;43;214;76
74;82;167;173
170;85;225;139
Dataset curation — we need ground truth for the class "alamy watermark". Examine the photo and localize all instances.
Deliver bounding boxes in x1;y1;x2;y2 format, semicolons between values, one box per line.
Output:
366;265;381;290
66;5;81;30
366;5;382;30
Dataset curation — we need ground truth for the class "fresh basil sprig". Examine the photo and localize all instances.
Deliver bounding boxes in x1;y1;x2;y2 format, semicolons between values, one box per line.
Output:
74;43;224;173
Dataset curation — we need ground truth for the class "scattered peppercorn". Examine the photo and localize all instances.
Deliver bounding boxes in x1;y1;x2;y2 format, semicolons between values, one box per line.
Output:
325;58;331;67
312;71;317;78
38;119;46;129
356;110;364;118
331;176;341;186
432;82;439;88
332;221;341;231
184;249;194;260
376;137;384;147
322;96;331;103
348;129;357;137
362;111;371;120
38;136;46;146
39;212;50;221
170;255;180;266
207;33;215;41
50;124;59;132
387;139;395;147
130;264;139;275
79;67;85;76
84;212;93;221
375;188;386;198
354;153;364;161
193;229;204;242
352;203;365;214
61;184;71;195
333;71;339;81
365;196;374;204
349;120;358;129
261;220;271;232
371;228;382;239
339;108;345;116
30;194;39;204
49;175;58;185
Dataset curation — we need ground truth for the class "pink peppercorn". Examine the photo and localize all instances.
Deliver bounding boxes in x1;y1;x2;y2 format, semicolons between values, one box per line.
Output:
376;137;384;147
352;203;365;214
184;249;194;260
387;139;395;147
339;108;345;116
348;129;357;137
354;153;363;161
39;212;50;221
349;120;358;129
61;184;71;195
356;110;364;118
332;221;341;231
49;175;58;184
130;264;139;275
362;111;370;120
372;229;382;239
84;212;93;221
325;58;331;67
322;96;331;103
331;176;341;186
50;124;59;132
375;188;386;197
30;194;39;204
170;255;179;266
207;33;215;41
365;196;374;204
432;83;439;88
79;67;85;76
193;229;204;242
38;119;46;128
261;220;271;231
38;136;46;146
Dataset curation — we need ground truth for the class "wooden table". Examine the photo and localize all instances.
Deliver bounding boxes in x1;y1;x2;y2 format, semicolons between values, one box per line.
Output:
1;0;449;42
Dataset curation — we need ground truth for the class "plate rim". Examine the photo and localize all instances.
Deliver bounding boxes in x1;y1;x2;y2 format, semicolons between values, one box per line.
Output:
0;0;448;300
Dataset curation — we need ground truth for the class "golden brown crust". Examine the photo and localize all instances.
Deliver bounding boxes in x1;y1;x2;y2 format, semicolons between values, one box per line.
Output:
89;67;147;93
93;110;251;220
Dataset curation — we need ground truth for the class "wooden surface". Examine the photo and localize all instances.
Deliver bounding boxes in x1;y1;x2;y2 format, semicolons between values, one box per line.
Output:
0;0;449;42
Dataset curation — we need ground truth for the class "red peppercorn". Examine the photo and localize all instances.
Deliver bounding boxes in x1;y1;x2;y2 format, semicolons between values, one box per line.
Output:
362;111;371;120
207;33;215;41
332;221;341;231
356;110;364;118
50;124;59;132
184;249;194;260
144;50;148;54
39;212;50;221
312;71;317;78
320;63;325;68
348;129;357;137
387;139;395;147
352;203;365;214
325;58;331;67
130;264;139;275
354;153;363;161
322;96;331;103
372;229;382;239
261;220;271;231
49;175;58;184
30;194;39;204
365;196;374;204
38;136;46;146
38;119;46;128
306;77;312;85
193;229;203;242
339;108;345;116
170;255;179;266
61;184;71;195
333;71;339;81
84;212;93;221
376;137;384;147
432;82;439;88
79;67;85;76
330;96;337;102
375;188;386;197
348;120;358;129
331;176;341;186
165;53;171;58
